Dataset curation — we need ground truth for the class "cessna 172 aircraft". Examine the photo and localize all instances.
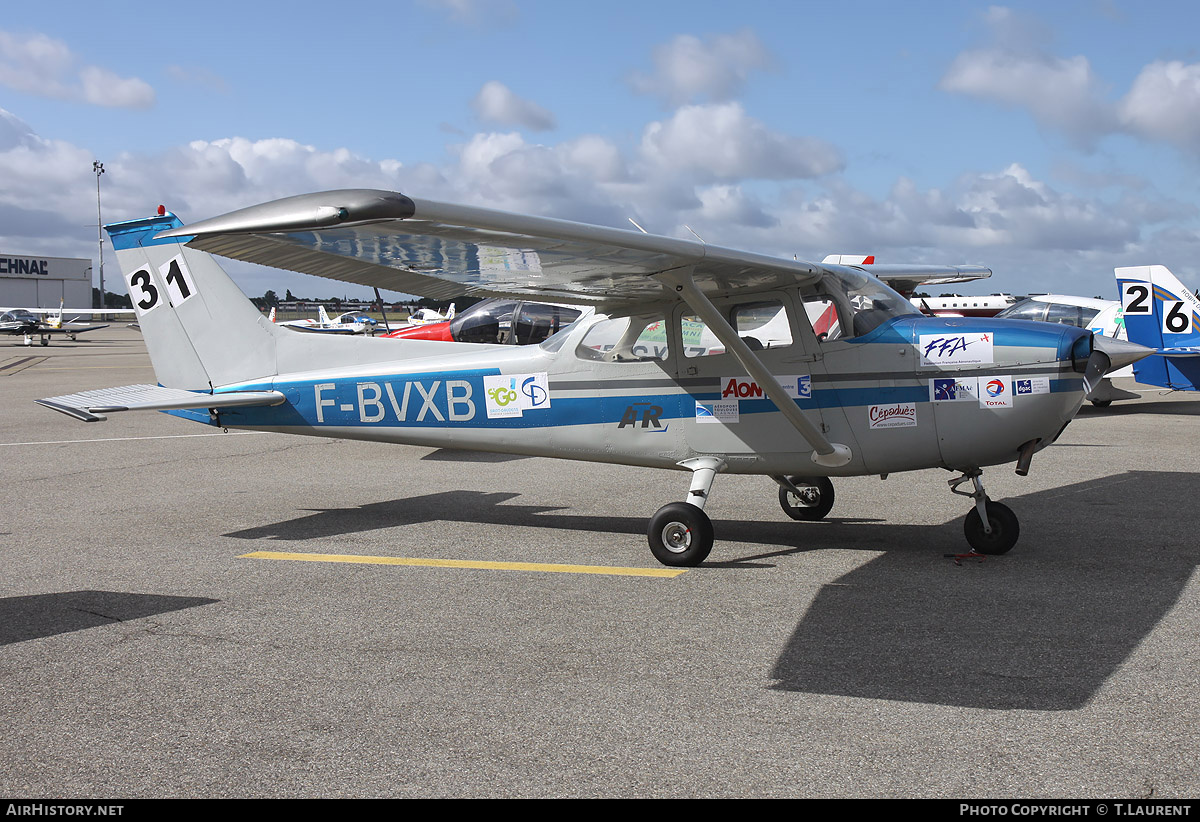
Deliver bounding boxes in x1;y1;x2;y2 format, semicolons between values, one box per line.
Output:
35;190;1151;565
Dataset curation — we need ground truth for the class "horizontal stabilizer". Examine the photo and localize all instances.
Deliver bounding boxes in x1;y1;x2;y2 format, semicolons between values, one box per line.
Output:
36;384;285;422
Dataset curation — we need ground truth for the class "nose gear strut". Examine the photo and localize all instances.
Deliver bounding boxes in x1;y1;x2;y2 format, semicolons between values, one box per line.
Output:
948;469;1020;555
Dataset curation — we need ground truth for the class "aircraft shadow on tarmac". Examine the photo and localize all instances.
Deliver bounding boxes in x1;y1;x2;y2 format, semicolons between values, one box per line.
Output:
0;591;218;646
224;470;1198;712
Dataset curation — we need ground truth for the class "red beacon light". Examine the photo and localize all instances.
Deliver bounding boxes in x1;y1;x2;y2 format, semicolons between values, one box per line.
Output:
157;205;166;216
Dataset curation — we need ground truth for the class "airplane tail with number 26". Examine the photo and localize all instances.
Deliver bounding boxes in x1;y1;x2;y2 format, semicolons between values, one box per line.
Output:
1115;265;1200;392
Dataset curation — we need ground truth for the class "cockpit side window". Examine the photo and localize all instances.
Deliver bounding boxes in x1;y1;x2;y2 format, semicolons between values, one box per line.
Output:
802;270;918;341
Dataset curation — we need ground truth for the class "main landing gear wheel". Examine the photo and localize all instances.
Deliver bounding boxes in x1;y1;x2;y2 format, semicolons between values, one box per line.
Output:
648;502;714;567
1090;399;1112;408
963;499;1020;555
778;476;835;521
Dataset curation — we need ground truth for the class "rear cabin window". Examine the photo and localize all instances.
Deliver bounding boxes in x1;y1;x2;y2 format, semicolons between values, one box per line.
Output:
576;316;670;361
682;300;792;358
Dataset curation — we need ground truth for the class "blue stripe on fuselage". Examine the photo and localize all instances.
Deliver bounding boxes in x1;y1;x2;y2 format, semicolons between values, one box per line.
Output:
198;363;1083;432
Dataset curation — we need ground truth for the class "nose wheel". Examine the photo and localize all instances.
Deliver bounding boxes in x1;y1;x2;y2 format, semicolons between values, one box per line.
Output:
950;469;1020;555
963;499;1019;555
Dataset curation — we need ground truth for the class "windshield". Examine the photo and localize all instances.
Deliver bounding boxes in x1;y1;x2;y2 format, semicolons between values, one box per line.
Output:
804;269;919;340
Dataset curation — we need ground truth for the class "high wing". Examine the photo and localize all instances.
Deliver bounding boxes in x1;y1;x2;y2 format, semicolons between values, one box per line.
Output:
158;189;989;312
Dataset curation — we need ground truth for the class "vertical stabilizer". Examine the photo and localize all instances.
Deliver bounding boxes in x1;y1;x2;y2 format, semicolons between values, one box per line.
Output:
106;213;279;390
1116;265;1200;390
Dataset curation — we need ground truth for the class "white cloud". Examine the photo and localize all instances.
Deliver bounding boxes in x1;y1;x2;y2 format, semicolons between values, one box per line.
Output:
0;30;154;109
1118;61;1200;147
421;0;518;27
940;8;1200;154
470;81;556;131
629;29;775;107
639;103;843;181
939;50;1115;144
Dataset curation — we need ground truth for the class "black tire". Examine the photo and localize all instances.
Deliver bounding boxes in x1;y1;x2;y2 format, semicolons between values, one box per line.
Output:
778;476;835;521
648;502;714;567
1090;399;1112;408
963;499;1020;555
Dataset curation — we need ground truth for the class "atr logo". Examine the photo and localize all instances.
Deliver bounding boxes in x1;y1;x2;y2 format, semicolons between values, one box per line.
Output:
868;403;917;429
618;403;666;430
919;333;994;366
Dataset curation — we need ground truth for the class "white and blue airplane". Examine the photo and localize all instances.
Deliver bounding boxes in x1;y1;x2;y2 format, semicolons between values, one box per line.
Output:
35;190;1152;565
1115;265;1200;392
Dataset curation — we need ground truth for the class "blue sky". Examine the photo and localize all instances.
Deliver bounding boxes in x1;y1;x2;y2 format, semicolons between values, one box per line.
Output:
2;0;1199;301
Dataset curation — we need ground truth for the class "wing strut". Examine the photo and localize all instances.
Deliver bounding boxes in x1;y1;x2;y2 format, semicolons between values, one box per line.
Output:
659;270;852;468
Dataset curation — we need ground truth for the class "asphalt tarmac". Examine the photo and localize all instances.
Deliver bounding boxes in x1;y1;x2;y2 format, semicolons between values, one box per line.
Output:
2;327;1198;798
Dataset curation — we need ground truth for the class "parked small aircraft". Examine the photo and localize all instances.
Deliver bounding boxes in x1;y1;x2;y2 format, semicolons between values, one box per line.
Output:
405;304;456;326
0;304;122;345
1115;264;1200;392
36;190;1151;565
268;305;378;335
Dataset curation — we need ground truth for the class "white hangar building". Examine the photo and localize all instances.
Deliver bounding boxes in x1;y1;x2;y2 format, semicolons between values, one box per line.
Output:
0;254;93;308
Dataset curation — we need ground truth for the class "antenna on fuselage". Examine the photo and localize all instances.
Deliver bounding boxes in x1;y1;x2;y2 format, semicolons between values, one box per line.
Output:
628;218;648;234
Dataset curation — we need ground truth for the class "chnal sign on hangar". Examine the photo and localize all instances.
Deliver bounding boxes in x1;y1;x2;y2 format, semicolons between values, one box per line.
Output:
0;254;92;308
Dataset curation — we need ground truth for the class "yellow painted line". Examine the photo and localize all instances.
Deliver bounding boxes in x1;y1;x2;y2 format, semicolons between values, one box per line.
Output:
240;550;688;578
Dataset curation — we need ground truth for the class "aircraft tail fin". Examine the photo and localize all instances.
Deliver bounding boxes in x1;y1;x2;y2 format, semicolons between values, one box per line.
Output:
446;302;456;320
268;306;276;323
318;304;331;326
105;212;279;391
1115;265;1200;390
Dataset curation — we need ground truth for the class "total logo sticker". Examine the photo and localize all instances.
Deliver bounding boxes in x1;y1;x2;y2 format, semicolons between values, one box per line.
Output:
979;376;1013;408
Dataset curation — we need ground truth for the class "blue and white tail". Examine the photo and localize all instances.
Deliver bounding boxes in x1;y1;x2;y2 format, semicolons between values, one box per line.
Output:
1115;265;1200;391
106;212;281;391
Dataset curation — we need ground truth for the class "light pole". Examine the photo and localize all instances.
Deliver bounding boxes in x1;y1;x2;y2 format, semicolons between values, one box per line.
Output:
93;161;105;308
